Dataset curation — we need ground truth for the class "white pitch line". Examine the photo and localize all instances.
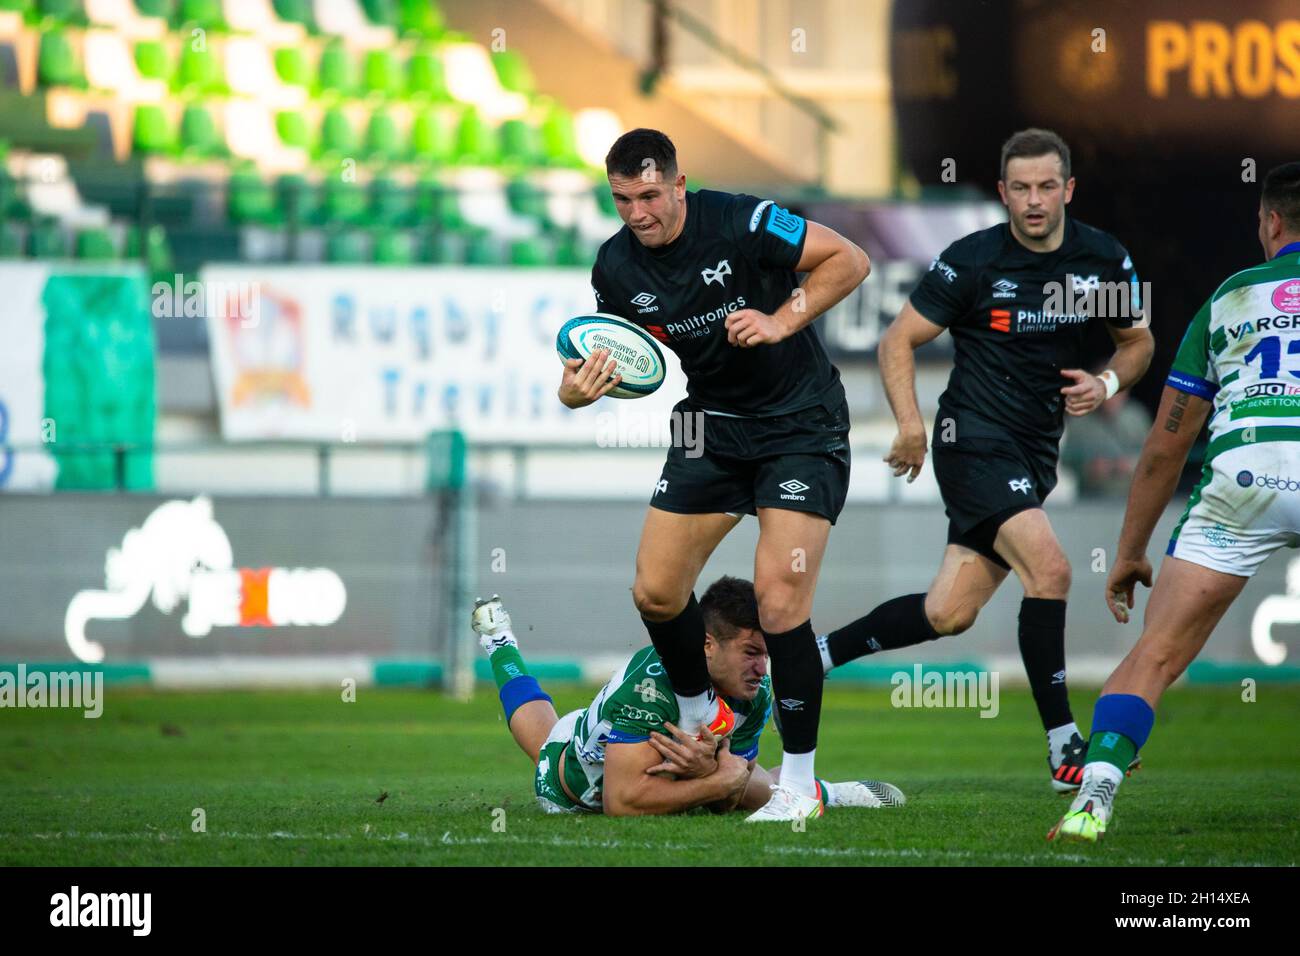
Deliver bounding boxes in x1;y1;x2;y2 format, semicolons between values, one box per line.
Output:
3;830;1253;867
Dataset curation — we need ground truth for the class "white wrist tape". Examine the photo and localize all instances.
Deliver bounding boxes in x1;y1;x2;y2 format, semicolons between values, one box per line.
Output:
1100;370;1120;400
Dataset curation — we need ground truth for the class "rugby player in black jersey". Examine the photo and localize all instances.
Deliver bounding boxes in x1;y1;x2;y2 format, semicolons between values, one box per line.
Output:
816;129;1155;791
557;128;870;821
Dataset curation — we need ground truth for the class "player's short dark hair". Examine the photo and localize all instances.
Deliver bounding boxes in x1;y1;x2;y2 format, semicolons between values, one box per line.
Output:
1000;128;1072;182
605;128;678;182
1262;162;1300;234
700;576;760;641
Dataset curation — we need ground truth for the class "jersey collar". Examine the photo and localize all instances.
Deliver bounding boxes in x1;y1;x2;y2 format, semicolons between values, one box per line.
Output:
1272;240;1300;259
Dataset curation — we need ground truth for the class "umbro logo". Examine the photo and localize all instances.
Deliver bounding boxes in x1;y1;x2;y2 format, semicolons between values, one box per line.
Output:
701;259;731;286
631;292;656;307
779;698;805;711
992;278;1018;299
1008;478;1032;494
778;478;809;501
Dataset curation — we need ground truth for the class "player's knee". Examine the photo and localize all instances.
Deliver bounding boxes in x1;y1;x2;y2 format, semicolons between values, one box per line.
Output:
1023;553;1072;598
927;601;978;636
632;581;683;622
754;584;805;634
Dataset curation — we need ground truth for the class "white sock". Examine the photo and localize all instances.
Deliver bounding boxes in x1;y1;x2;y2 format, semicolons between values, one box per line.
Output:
675;688;716;734
816;633;833;675
481;629;517;653
1047;722;1080;763
779;749;817;799
1078;760;1124;812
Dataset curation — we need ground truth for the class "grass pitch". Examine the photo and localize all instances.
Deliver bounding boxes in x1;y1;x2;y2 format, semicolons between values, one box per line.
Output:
1;684;1296;866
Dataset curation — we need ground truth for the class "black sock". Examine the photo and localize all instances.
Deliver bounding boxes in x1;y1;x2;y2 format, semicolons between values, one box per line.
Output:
1018;597;1072;730
765;620;823;754
823;593;941;667
641;593;709;698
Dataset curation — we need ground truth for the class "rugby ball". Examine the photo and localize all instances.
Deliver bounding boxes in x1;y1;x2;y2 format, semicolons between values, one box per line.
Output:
555;313;666;399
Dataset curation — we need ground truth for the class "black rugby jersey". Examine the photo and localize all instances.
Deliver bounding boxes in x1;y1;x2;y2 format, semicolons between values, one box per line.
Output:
591;189;844;417
910;217;1141;453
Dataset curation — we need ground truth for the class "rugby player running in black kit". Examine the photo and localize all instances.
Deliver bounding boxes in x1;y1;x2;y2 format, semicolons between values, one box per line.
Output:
815;129;1155;790
558;129;870;821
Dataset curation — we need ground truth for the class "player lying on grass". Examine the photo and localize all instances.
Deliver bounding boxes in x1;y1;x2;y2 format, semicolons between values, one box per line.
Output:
1048;161;1300;844
472;576;905;816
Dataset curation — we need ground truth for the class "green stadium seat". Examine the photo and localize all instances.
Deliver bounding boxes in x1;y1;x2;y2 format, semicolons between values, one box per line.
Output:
133;0;174;18
132;104;175;155
509;236;549;267
360;0;395;29
362;48;403;99
414;176;462;229
134;39;170;83
371;227;413;264
0;222;22;258
368;174;408;225
74;227;116;260
505;176;546;222
176;39;222;94
124;223;173;277
364;109;403;161
176;0;225;30
491;50;534;95
499;118;541;167
462;228;498;265
227;168;276;224
320;176;365;224
419;228;457;264
36;0;83;25
410;107;454;164
272;0;314;32
27;218;66;257
397;0;443;38
318;107;356;158
453;107;497;165
317;40;355;98
275;173;316;225
540;104;581;167
276;109;313;153
179;102;222;157
273;46;310;90
325;228;365;262
552;230;586;267
405;45;448;101
37;29;83;88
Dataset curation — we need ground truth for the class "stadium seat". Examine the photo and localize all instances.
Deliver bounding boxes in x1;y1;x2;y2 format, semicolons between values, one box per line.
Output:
361;48;402;99
85;29;167;99
413;175;462;229
175;37;223;94
359;0;394;29
461;227;498;265
442;42;527;120
316;39;355;98
509;235;548;267
87;0;167;36
324;226;365;261
274;171;315;224
133;0;175;18
74;225;117;258
453;106;497;165
313;0;391;46
319;175;364;224
222;0;304;43
368;173;407;224
371;226;412;264
27;217;67;257
179;101;223;157
317;106;356;158
37;28;84;87
409;107;454;164
499;118;541;167
176;0;226;30
405;44;448;101
133;38;170;82
226;36;300;104
505;176;546;223
539;104;582;167
132;102;175;154
225;99;306;169
270;0;313;32
275;108;312;153
364;109;403;161
418;227;457;264
124;221;173;275
491;49;534;96
36;0;85;25
227;166;276;223
273;45;309;91
396;0;442;39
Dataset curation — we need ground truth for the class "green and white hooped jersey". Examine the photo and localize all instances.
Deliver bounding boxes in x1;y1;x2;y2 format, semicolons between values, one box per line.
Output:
558;646;772;811
1167;247;1300;455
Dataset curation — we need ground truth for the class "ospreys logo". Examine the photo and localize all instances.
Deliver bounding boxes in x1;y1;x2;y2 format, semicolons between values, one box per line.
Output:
701;259;731;286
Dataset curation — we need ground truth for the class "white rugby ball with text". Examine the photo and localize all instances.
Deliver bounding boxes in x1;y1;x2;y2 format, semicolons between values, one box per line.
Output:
555;313;666;399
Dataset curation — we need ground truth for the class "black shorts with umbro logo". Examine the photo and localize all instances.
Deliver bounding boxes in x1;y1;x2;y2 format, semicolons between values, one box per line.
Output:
650;393;851;525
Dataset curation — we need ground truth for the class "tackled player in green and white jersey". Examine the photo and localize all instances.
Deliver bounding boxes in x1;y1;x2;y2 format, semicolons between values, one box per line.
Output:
1050;162;1300;843
474;576;904;817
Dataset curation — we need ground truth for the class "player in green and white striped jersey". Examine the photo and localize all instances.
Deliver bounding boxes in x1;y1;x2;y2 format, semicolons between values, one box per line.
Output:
473;576;905;817
1051;162;1300;843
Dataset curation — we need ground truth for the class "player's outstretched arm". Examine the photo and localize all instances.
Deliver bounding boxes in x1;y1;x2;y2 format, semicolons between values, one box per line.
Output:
725;221;869;347
557;347;623;409
1105;384;1211;623
602;737;751;816
880;300;946;482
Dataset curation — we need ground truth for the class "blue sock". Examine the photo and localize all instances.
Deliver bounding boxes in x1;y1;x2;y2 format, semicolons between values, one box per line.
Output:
499;675;552;724
1087;693;1155;771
